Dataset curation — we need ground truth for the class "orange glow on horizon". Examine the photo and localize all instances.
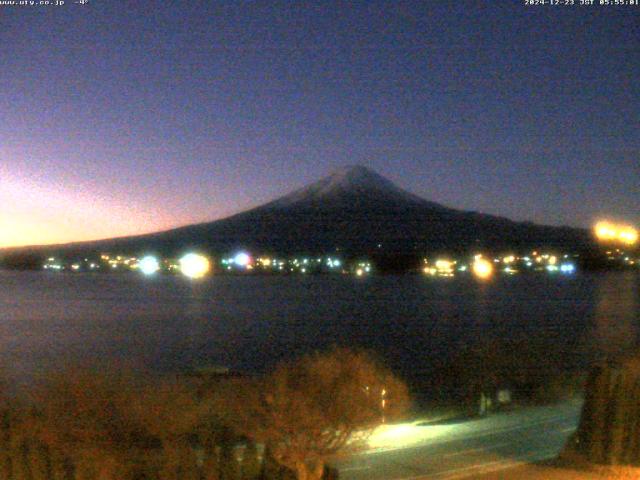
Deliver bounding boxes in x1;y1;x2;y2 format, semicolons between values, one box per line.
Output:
0;215;88;249
0;170;183;249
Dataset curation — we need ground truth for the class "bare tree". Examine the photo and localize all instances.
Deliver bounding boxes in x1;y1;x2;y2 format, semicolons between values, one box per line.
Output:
217;348;410;480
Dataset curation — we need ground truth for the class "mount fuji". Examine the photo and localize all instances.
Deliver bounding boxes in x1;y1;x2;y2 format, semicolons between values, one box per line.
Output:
2;165;590;259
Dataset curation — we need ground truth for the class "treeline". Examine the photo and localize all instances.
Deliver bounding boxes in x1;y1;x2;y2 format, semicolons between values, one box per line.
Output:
0;348;407;480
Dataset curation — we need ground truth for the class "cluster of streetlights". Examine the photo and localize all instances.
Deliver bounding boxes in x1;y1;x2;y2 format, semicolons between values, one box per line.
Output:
137;252;347;279
422;256;494;280
422;252;578;280
594;221;638;246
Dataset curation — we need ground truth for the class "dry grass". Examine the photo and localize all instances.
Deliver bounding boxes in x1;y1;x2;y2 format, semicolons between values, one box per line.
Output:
476;452;640;479
468;447;640;479
473;462;640;479
557;449;640;479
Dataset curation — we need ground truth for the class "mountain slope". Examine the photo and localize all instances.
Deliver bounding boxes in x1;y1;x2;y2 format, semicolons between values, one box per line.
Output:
1;165;591;258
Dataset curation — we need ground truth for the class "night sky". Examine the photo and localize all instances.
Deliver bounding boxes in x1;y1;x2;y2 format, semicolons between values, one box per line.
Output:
2;1;638;248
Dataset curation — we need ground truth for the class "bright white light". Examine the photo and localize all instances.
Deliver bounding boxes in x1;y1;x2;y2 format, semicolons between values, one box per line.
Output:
366;422;456;451
546;265;559;272
435;259;453;270
472;257;493;280
234;252;251;267
180;253;211;279
139;256;160;275
560;263;575;274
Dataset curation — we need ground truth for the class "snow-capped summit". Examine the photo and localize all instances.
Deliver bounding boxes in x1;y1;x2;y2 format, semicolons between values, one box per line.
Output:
264;165;436;209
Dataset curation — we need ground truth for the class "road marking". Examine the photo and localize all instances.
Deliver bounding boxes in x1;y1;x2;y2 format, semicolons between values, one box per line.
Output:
430;449;559;480
383;449;559;480
439;440;513;459
341;465;371;472
339;404;582;480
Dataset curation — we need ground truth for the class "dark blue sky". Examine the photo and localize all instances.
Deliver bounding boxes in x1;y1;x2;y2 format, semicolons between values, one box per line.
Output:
2;1;638;246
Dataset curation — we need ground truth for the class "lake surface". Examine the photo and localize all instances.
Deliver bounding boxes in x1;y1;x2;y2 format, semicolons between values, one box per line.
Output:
1;270;638;395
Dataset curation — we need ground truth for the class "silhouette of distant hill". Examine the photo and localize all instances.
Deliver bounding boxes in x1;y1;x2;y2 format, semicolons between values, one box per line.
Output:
1;165;591;260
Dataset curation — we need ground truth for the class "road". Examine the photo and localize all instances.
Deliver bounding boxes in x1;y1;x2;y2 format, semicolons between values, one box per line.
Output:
334;400;582;480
